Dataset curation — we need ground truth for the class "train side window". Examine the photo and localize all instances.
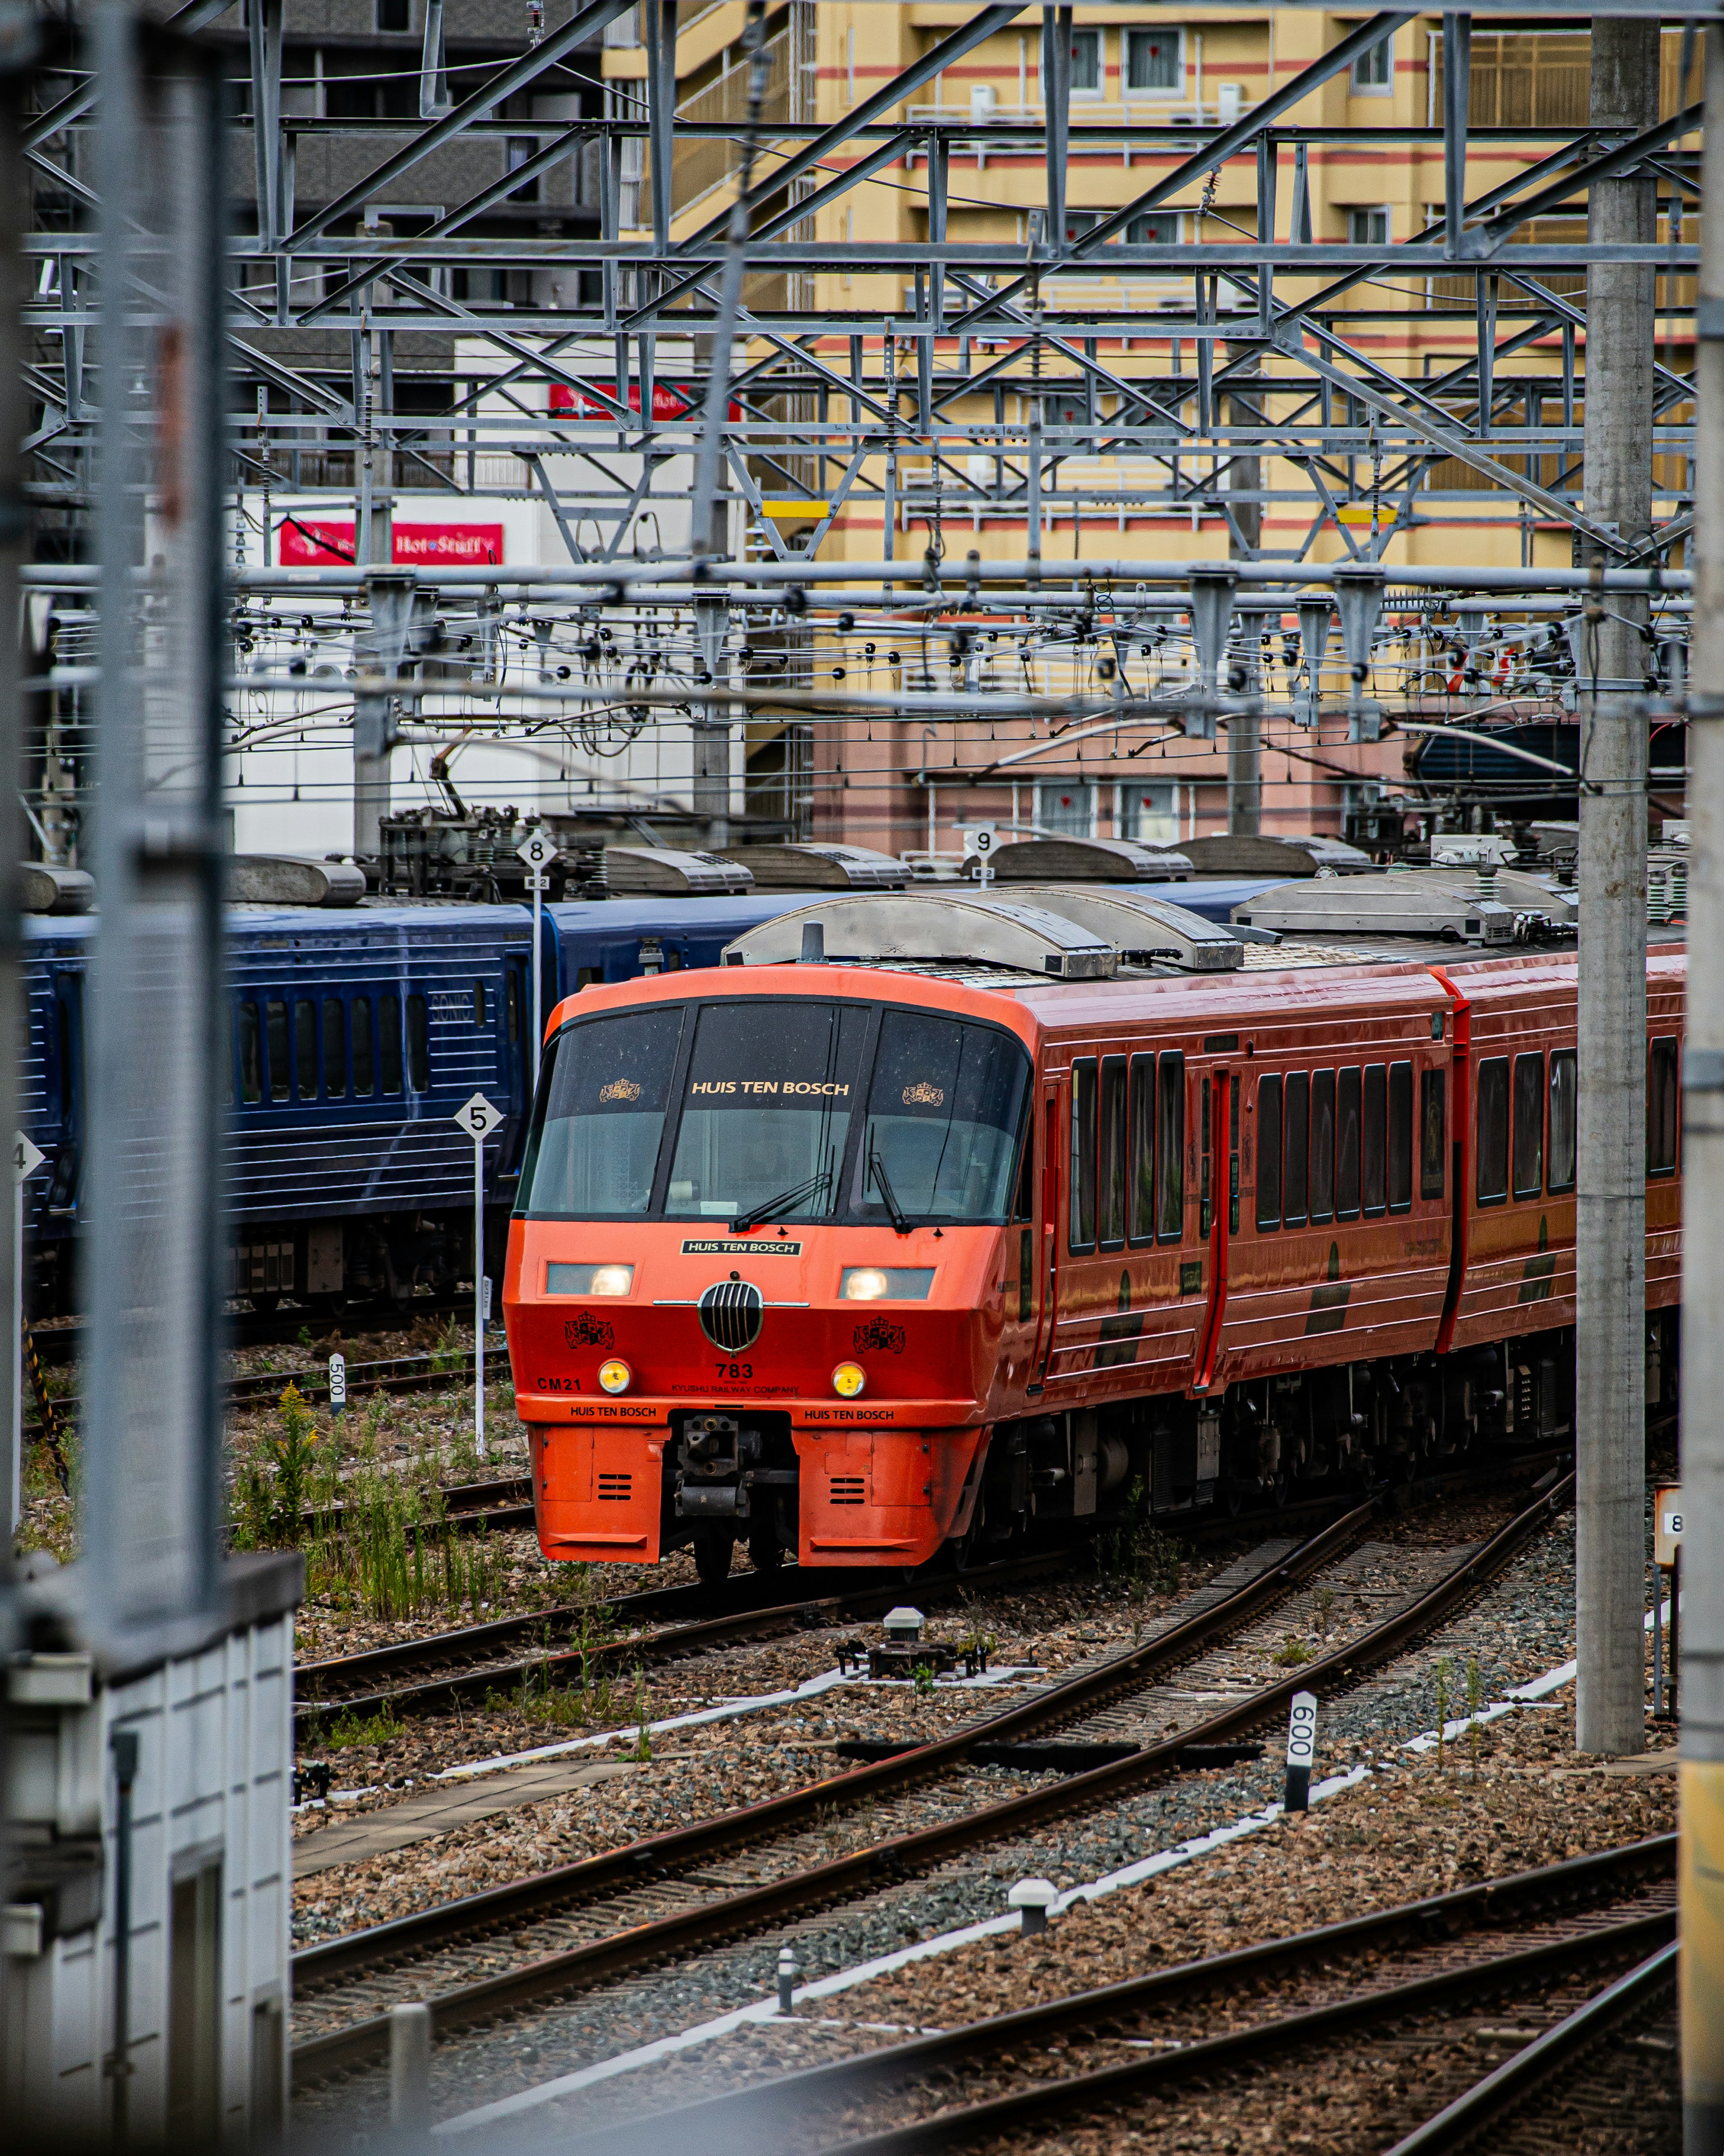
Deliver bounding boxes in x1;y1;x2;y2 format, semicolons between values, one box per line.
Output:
1069;1059;1098;1253
1548;1049;1576;1192
407;993;430;1091
1336;1066;1362;1220
1012;1116;1034;1223
1513;1053;1545;1197
1256;1074;1283;1230
352;998;374;1096
1362;1065;1387;1215
506;970;521;1045
1476;1056;1509;1204
1156;1050;1184;1240
1284;1072;1310;1226
237;1002;262;1105
1310;1070;1336;1225
1387;1061;1413;1211
295;999;318;1099
1098;1055;1127;1249
1420;1068;1447;1199
1649;1036;1680;1175
1128;1053;1156;1244
475;979;487;1027
323;1001;347;1098
380;994;404;1094
266;1000;289;1102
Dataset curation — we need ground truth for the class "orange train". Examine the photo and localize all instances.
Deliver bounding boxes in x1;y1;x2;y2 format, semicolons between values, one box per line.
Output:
503;908;1684;1580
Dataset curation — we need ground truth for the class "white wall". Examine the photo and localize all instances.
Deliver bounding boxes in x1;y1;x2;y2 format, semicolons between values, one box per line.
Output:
4;1609;295;2144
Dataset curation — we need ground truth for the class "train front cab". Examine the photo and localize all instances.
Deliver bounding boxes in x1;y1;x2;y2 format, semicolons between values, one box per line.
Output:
503;965;1047;1575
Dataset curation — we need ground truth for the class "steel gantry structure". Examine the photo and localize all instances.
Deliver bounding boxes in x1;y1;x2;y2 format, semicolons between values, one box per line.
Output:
10;0;1713;873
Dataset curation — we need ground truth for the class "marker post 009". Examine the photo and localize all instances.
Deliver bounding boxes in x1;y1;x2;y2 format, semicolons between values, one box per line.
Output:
1285;1689;1318;1812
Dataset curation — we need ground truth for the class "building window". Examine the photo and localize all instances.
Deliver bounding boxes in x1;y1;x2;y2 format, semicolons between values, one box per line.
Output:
507;137;540;203
1349;206;1391;247
1119;782;1179;845
1036;781;1095;837
1126;211;1181;247
1351;32;1394;91
376;0;410;30
1126;26;1183;94
1068;27;1102;94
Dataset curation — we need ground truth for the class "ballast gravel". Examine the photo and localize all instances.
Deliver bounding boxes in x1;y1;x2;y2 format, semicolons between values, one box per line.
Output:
291;1489;1609;2143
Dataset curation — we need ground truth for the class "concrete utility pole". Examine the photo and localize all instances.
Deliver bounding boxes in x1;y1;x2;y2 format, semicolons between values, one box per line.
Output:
1680;30;1724;2149
353;570;414;860
1574;19;1658;1760
1226;341;1262;836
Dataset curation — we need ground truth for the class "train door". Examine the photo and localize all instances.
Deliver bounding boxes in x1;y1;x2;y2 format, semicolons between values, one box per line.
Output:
501;955;532;1168
1029;1084;1060;1385
1194;1065;1235;1389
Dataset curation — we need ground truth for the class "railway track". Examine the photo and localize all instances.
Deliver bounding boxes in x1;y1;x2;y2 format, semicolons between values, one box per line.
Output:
555;1836;1675;2156
288;1473;1573;2086
1385;1933;1679;2154
295;1449;1569;1728
30;1341;501;1429
295;1548;1070;1728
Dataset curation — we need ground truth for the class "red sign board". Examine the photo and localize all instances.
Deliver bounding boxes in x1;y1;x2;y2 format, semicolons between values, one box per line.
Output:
277;519;504;567
550;379;695;420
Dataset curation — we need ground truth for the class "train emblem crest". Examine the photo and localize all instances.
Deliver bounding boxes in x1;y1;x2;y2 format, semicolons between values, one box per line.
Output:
599;1077;642;1103
901;1081;946;1106
853;1316;906;1355
563;1312;616;1350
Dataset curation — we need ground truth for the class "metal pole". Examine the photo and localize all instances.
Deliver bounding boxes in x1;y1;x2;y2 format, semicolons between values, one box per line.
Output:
531;877;543;1084
1682;26;1724;2146
473;1133;485;1459
10;1168;20;1534
109;1727;139;2145
1574;18;1658;1761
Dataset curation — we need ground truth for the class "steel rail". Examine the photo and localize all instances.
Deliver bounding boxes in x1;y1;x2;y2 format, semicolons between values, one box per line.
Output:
791;1911;1676;2156
556;1834;1678;2156
294;1548;1070;1725
293;1452;1566;1721
289;1481;1567;2079
1381;1935;1680;2154
288;1498;1376;2043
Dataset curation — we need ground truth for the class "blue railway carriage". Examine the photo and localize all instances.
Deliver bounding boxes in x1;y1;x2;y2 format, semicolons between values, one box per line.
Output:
222;905;539;1309
20;890;832;1315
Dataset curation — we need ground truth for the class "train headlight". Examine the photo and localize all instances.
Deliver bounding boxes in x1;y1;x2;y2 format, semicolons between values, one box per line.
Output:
547;1262;634;1296
840;1267;935;1301
598;1359;632;1395
832;1362;866;1399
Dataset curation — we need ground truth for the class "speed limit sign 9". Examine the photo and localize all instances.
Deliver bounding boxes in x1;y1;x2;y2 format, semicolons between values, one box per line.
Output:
962;824;998;887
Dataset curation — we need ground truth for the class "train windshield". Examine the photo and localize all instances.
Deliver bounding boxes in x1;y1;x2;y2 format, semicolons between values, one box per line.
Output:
665;999;868;1222
520;996;1031;1226
853;1008;1029;1223
519;1005;683;1215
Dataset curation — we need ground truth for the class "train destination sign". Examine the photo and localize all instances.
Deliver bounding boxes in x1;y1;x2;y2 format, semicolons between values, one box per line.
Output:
682;1239;802;1257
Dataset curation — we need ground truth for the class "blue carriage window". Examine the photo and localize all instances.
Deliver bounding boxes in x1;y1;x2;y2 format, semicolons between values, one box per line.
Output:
380;995;403;1094
295;999;318;1100
352;997;374;1096
323;1001;347;1098
266;1000;289;1101
407;993;429;1091
506;971;520;1045
474;979;486;1027
237;1002;262;1104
